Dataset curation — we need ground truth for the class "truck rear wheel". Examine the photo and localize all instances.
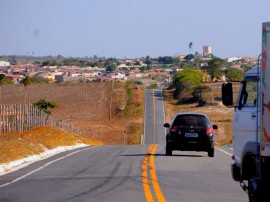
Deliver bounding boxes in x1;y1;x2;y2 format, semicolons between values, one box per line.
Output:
248;178;260;202
248;178;269;202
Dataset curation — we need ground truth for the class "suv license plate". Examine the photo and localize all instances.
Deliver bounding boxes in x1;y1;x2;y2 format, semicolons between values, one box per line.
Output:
185;133;198;137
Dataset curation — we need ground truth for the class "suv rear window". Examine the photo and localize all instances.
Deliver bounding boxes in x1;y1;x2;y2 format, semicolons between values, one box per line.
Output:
172;115;210;128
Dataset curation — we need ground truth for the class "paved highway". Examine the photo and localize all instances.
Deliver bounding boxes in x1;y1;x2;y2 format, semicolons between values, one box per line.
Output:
0;89;247;201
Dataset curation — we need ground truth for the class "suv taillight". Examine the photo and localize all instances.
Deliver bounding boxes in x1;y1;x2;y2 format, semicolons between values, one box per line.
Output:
206;127;214;135
169;126;178;132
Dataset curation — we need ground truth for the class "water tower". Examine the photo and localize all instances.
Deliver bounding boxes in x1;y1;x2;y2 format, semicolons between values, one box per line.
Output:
203;45;212;58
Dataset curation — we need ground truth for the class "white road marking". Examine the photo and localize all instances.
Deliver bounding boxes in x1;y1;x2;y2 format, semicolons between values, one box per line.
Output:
0;146;99;188
215;147;233;157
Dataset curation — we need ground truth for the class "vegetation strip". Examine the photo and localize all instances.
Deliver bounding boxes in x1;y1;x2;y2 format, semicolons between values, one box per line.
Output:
142;144;166;202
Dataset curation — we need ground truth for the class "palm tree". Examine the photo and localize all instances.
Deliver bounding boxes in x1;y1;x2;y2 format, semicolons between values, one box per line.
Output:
189;42;193;54
22;76;31;104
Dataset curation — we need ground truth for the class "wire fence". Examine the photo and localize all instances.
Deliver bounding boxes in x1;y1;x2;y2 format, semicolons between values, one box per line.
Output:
0;103;80;134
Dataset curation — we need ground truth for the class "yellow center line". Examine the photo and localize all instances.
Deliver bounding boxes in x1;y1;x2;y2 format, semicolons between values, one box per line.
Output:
142;145;155;202
142;144;166;202
150;144;166;202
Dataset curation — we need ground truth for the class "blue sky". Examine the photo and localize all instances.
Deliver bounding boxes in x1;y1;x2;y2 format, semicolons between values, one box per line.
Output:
1;0;270;59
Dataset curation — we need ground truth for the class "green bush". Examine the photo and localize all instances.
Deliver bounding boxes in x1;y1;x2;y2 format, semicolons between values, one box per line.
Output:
135;80;143;85
147;84;159;89
171;69;203;99
225;67;244;81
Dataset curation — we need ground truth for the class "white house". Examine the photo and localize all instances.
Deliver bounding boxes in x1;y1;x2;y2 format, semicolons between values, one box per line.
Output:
0;61;10;67
111;72;126;79
227;56;242;63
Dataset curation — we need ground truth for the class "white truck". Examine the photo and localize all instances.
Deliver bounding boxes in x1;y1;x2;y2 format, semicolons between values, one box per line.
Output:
222;22;270;202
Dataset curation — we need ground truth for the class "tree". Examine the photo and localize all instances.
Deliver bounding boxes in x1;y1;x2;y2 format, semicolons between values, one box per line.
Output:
157;56;175;64
135;60;141;66
105;58;118;72
181;61;199;69
225;67;244;81
105;63;117;72
41;61;48;66
139;66;145;72
22;76;31;104
191;86;212;106
120;67;128;71
146;65;152;70
184;54;195;61
8;55;17;65
171;69;203;100
144;56;152;66
0;74;5;83
203;58;224;81
189;42;193;54
56;54;64;59
162;64;169;69
126;62;132;67
0;74;5;103
241;64;253;72
33;99;58;115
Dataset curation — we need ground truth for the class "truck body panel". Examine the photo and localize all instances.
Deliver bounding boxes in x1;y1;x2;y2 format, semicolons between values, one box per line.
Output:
261;22;270;156
221;21;270;201
233;68;259;164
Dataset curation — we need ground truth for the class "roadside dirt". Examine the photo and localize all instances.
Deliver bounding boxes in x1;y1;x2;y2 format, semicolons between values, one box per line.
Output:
1;82;144;145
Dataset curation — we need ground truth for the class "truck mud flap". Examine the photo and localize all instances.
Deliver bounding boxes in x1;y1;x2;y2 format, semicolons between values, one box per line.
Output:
231;163;241;181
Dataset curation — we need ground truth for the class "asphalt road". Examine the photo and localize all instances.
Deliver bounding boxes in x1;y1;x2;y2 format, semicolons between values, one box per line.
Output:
0;89;248;202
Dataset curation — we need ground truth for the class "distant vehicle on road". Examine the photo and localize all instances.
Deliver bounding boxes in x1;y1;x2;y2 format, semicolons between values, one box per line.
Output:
164;113;218;157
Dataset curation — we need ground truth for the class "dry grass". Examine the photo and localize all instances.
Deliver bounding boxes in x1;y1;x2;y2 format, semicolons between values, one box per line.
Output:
163;82;240;146
0;126;103;163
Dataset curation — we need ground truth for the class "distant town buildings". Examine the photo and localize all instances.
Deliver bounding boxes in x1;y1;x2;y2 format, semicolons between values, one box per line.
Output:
0;49;258;85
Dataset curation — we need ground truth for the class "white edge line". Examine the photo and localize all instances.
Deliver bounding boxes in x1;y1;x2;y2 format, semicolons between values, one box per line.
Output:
0;146;99;188
215;147;233;157
161;88;166;137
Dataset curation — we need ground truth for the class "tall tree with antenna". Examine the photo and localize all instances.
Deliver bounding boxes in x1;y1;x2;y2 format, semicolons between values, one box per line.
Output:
0;74;5;103
189;42;193;54
22;76;31;104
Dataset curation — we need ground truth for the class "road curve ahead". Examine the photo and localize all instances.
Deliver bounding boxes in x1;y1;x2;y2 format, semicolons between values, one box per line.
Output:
0;89;247;202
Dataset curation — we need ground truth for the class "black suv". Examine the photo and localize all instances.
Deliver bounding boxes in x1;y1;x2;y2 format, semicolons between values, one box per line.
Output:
164;113;218;157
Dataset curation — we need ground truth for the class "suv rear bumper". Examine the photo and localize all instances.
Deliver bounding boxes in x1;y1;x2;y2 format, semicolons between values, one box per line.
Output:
167;140;214;152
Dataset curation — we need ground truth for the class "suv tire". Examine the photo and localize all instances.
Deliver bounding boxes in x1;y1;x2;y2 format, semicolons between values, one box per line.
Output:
166;144;172;156
208;148;214;157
